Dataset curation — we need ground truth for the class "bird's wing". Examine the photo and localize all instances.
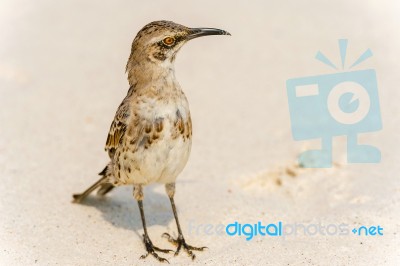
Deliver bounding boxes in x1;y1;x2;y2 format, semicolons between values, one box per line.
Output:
105;92;132;158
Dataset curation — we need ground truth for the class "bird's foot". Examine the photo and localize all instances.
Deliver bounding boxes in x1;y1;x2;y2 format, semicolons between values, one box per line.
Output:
162;233;207;260
140;234;172;263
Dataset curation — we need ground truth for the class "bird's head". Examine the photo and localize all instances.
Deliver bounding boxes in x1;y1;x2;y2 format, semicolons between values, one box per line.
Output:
126;20;230;82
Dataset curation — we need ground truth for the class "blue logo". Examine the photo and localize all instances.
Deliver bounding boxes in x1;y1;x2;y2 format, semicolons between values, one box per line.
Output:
286;39;382;168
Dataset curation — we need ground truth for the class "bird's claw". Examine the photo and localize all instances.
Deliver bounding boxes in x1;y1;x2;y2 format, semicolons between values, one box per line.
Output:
140;234;172;263
162;233;207;260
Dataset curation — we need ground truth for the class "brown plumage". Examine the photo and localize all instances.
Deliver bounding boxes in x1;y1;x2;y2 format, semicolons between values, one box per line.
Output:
73;20;230;263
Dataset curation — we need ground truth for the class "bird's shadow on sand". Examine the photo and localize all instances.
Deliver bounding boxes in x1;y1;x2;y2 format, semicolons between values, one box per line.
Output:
77;185;174;238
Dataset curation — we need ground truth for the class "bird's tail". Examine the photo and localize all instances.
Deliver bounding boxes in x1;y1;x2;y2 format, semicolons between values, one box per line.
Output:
72;163;115;203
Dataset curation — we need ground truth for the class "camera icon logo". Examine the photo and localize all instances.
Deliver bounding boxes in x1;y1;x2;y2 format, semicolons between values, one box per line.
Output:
286;40;382;168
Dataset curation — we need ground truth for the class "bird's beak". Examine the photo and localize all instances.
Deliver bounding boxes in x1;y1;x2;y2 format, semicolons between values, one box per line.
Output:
186;28;231;40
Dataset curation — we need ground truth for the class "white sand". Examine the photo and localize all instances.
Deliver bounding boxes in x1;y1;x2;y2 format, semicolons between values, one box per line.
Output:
1;0;399;265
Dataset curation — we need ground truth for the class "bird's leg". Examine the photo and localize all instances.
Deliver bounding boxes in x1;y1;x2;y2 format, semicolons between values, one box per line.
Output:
162;183;207;260
135;185;172;263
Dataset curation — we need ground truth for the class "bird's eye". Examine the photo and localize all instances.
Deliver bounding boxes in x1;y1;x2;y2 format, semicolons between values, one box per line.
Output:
162;37;175;46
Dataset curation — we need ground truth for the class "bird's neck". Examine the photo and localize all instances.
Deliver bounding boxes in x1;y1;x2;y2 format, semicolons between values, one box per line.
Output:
127;58;177;88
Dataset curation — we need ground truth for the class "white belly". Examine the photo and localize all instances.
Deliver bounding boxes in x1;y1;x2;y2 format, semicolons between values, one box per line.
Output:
137;133;191;184
113;98;192;185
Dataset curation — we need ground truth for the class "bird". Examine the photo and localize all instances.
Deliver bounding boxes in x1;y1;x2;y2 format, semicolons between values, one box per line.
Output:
72;20;230;263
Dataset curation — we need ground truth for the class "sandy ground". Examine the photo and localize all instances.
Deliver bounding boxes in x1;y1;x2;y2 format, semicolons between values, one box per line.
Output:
1;0;400;265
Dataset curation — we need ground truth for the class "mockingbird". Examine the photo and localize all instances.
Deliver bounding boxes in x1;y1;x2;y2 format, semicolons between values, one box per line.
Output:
73;20;230;263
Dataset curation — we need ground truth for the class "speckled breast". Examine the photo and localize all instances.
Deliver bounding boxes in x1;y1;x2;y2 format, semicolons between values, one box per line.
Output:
112;97;192;186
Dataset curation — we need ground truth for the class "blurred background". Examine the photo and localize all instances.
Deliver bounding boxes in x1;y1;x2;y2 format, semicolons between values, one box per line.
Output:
1;0;399;265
